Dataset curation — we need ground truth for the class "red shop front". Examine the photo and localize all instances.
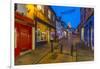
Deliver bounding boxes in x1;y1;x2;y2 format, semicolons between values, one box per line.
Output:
15;12;34;58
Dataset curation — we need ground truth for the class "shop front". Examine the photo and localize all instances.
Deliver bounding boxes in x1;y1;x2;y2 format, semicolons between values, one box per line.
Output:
36;22;49;47
15;12;35;58
36;21;50;47
35;18;56;48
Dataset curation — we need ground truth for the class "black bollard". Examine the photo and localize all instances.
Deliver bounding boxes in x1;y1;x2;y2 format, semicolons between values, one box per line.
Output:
76;43;78;62
60;45;63;54
51;40;53;53
71;44;73;56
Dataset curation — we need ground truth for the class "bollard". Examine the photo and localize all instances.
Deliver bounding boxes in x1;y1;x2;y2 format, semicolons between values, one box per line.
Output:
71;44;73;56
76;43;78;62
51;40;53;53
60;45;63;54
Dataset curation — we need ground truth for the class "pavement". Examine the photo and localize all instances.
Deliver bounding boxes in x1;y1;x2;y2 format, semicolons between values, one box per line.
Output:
15;44;51;65
15;42;57;65
38;43;94;64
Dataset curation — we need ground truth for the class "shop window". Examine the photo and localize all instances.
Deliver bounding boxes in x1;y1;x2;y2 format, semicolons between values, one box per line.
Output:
36;23;49;42
36;28;41;42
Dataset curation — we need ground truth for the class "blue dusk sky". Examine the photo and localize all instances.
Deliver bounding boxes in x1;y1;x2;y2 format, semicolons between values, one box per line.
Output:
51;5;81;29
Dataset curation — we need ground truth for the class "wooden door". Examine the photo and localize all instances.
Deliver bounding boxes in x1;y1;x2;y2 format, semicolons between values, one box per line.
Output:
19;23;32;52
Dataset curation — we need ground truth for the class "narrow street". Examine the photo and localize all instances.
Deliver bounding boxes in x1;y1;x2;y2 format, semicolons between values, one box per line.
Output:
38;35;94;64
15;35;93;65
14;4;94;65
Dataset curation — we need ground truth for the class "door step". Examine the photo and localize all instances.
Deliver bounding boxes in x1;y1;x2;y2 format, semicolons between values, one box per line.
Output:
20;49;31;56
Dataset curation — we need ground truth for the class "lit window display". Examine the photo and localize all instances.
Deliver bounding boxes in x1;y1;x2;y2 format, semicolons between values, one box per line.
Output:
36;22;49;42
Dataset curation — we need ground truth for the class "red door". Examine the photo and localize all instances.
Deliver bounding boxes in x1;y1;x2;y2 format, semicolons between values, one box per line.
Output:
15;22;32;58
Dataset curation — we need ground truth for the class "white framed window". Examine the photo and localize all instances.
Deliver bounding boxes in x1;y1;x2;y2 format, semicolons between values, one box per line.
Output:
48;10;51;19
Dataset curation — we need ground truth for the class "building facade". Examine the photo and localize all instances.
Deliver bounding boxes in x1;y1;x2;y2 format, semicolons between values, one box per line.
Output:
78;8;94;50
56;17;67;40
14;4;56;58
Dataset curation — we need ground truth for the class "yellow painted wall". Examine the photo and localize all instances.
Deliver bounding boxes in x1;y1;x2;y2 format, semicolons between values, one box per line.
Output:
25;4;35;20
25;4;49;24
